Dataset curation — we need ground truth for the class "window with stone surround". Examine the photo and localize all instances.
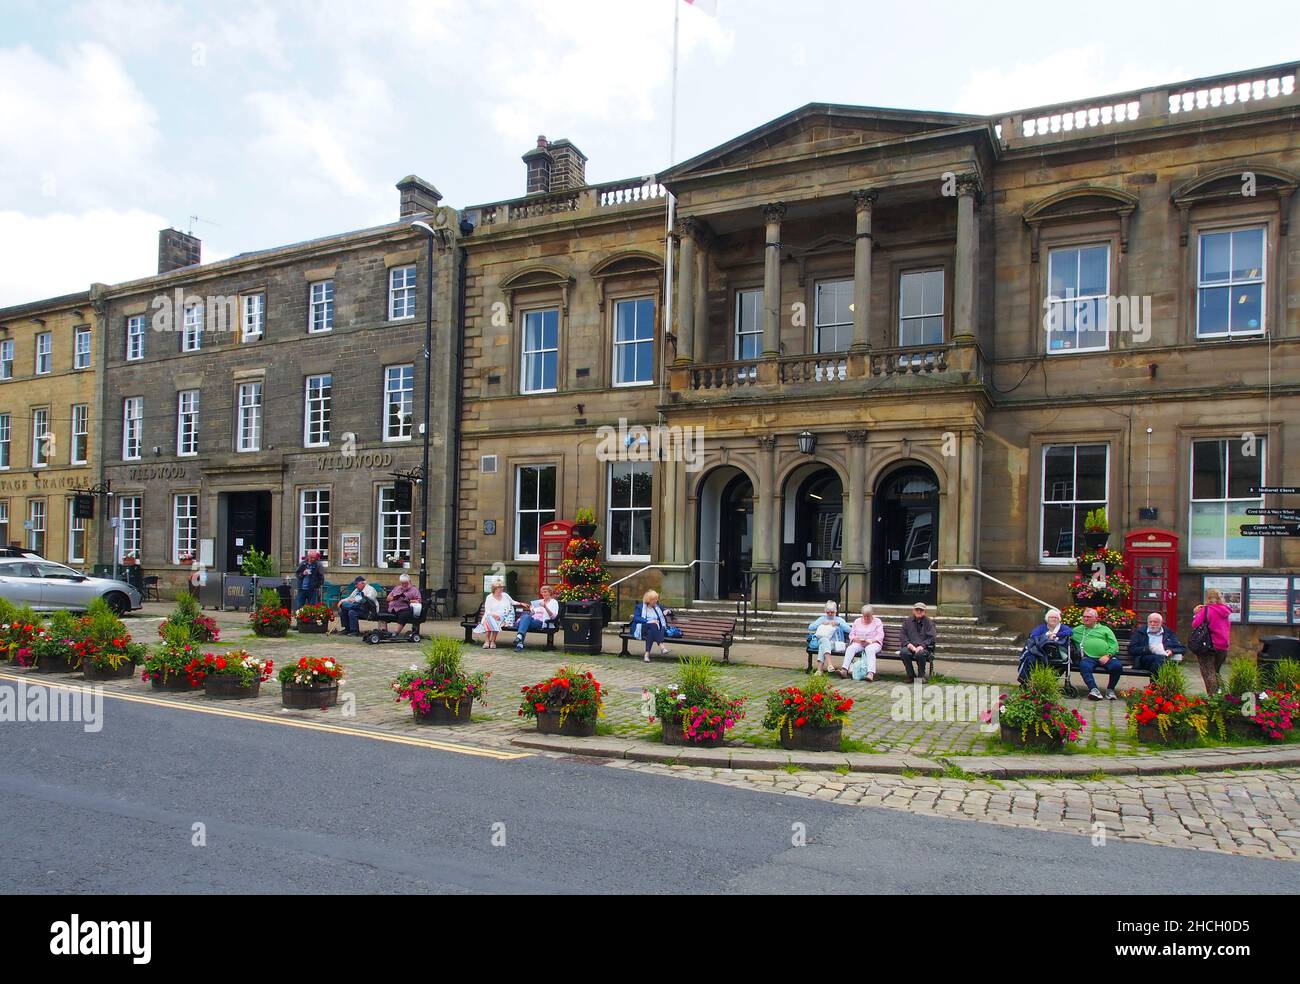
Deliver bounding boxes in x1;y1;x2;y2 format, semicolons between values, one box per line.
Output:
35;332;52;374
607;461;652;560
814;279;853;353
0;339;12;379
126;315;145;361
1197;227;1265;338
305;374;332;447
183;302;203;352
31;408;50;468
383;364;413;441
74;326;92;369
71;404;88;465
26;499;45;555
173;494;198;564
1045;246;1110;352
0;414;9;468
118;495;141;562
122;397;143;461
521;308;558;394
67;501;86;565
177;390;199;456
242;292;266;341
734;288;762;360
300;488;331;559
1190;437;1264;566
515;464;556;560
236;382;262;452
377;485;411;566
309;280;334;333
389;265;416;321
1040;443;1108;562
898;269;945;347
612;297;654;386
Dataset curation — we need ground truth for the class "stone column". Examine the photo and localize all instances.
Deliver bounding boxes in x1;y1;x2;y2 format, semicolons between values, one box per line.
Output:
752;434;779;607
761;203;785;358
674;218;696;365
692;225;709;364
851;191;876;352
953;174;981;343
843;430;869;601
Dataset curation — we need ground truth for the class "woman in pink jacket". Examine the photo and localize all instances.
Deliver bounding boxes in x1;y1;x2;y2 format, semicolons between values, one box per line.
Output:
840;604;885;682
1191;587;1232;693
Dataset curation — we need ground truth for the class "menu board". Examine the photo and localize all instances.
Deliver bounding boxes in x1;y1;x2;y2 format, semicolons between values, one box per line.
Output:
1245;576;1291;624
1202;575;1243;623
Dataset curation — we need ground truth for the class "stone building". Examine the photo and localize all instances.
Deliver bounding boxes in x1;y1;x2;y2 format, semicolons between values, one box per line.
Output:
455;63;1300;644
92;177;462;596
0;291;100;564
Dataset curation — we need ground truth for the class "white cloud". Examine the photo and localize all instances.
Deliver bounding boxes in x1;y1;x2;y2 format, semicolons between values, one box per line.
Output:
0;209;170;306
954;45;1187;115
0;42;161;209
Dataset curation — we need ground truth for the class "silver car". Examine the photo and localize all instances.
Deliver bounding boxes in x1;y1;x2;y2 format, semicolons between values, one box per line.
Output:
0;557;142;614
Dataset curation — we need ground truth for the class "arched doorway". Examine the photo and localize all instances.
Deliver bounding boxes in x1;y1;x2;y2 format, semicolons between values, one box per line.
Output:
695;467;753;600
872;464;939;605
780;465;843;603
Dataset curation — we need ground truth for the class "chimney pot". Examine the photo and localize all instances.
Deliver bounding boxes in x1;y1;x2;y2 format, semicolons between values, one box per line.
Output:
396;174;444;218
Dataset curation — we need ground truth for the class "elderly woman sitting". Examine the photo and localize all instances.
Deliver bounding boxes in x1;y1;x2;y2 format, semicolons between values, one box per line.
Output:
807;601;851;675
840;604;885;682
1017;607;1073;683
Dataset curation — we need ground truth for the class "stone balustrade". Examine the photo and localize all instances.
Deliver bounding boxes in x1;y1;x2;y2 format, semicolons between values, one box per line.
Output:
672;344;961;395
474;175;665;227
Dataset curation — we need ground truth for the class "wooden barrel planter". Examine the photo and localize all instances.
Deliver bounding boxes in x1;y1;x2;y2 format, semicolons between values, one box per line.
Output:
535;708;596;737
32;653;79;674
1224;715;1260;740
663;714;725;747
150;674;201;692
205;676;261;700
412;698;473;725
778;721;842;752
281;682;339;709
1000;722;1066;750
296;621;328;634
83;660;136;682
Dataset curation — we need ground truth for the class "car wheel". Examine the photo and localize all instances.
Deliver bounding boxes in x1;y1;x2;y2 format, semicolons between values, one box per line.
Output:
105;592;130;616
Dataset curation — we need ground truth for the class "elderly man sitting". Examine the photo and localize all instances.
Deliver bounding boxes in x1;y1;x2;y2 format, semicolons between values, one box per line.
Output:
1074;607;1122;700
807;601;850;675
1127;612;1185;675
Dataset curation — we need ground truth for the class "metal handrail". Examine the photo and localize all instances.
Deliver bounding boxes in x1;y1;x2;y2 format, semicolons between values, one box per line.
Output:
610;560;721;622
927;561;1055;612
737;569;760;635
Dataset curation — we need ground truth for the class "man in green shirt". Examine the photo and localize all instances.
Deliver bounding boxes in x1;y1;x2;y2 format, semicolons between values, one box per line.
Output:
1074;607;1122;700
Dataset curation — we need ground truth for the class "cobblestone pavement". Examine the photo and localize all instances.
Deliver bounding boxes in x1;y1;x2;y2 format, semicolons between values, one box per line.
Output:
16;613;1297;863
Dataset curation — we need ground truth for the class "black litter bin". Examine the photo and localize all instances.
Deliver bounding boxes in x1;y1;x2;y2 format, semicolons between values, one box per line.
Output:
561;600;603;654
1259;636;1300;677
275;584;294;610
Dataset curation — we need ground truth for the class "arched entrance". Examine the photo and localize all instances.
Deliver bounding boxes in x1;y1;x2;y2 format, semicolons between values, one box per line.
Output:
695;467;753;600
780;465;843;603
872;464;939;605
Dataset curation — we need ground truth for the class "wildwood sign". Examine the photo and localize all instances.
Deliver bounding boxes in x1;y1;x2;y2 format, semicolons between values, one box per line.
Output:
316;452;396;471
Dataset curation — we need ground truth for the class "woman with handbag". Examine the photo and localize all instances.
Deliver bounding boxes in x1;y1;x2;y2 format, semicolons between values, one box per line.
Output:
475;580;520;649
807;601;851;675
1190;587;1232;693
631;589;671;663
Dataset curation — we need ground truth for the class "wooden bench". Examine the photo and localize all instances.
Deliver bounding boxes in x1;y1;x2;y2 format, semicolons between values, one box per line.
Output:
619;613;736;663
1051;637;1188;697
460;605;557;650
805;623;936;677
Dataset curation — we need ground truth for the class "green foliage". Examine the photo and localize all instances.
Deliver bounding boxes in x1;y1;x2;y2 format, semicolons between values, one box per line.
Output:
160;621;193;649
45;610;82;640
171;592;201;621
1084;507;1109;533
676;654;717;692
424;635;465;677
241;548;279;578
1266;658;1300;693
1152;658;1189;697
0;596;17;626
574;507;596;525
258;588;281;609
1024;663;1063;702
1225;657;1261;698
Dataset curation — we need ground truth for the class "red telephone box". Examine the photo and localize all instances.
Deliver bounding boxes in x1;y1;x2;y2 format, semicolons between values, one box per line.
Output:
538;520;575;592
1124;529;1181;631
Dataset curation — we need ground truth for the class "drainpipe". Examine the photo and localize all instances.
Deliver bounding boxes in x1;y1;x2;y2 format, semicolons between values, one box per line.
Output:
448;243;467;616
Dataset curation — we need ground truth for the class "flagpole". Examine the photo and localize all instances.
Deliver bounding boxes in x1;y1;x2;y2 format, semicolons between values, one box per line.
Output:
660;0;679;429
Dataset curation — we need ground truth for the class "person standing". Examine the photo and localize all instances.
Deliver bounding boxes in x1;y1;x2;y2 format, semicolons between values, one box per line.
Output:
1074;607;1122;700
294;550;323;610
1191;587;1233;694
898;602;936;682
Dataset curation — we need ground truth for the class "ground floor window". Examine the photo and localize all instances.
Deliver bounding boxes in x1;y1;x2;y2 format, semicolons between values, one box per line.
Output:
118;496;142;562
1040;443;1108;561
515;464;556;560
607;462;652;560
1190;437;1264;565
67;502;86;564
300;488;331;559
377;486;411;566
27;499;46;556
173;494;198;564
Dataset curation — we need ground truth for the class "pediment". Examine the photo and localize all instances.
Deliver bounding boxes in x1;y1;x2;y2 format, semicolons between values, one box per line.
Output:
1172;164;1298;205
661;104;984;179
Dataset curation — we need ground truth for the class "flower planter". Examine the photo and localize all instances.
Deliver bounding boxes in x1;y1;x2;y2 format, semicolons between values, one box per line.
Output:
411;697;473;725
1224;714;1260;739
1082;532;1110;549
204;676;262;700
83;660;136;681
296;621;328;634
281;681;339;709
1000;721;1066;750
535;707;596;737
778;721;842;752
1136;722;1200;745
662;714;725;747
573;523;597;539
31;654;80;674
150;674;201;692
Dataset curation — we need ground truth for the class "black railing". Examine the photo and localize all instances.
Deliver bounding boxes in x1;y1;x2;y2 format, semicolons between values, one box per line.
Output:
737;569;759;635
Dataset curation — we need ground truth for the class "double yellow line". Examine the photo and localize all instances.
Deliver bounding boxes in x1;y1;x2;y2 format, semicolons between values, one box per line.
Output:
0;670;527;761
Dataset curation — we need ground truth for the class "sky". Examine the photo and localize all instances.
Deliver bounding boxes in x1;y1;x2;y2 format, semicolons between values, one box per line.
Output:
1;0;1297;306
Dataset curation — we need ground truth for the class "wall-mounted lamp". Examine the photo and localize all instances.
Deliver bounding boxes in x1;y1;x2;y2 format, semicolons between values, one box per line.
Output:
797;431;817;455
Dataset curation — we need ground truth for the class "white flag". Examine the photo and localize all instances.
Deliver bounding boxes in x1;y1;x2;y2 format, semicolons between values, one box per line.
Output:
683;0;717;15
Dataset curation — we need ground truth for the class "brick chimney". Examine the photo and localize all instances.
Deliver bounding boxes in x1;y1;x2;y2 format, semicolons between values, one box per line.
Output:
523;135;553;194
158;228;201;274
523;136;589;195
396;174;444;217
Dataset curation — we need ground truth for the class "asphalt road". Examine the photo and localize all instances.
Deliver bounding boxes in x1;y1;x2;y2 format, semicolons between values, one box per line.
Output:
1;679;1294;894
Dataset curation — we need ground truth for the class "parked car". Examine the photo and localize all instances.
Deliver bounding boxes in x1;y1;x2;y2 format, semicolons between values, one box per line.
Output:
0;557;142;614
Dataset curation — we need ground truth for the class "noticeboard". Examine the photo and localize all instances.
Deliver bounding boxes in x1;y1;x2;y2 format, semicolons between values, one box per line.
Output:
1203;574;1300;626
